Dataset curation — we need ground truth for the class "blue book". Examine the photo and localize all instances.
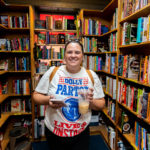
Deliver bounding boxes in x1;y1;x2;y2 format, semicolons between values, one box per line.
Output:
137;17;144;43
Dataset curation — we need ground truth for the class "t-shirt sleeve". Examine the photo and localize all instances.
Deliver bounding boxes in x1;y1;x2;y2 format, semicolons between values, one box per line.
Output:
35;66;55;94
90;70;105;99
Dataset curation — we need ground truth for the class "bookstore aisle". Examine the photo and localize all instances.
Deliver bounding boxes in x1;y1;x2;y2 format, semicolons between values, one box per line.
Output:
1;0;150;149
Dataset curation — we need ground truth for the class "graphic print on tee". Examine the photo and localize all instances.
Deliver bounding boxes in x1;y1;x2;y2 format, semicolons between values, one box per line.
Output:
56;76;89;122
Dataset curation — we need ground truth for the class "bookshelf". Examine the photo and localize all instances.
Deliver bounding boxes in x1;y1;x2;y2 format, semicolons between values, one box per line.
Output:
0;0;34;149
78;0;150;149
31;7;78;140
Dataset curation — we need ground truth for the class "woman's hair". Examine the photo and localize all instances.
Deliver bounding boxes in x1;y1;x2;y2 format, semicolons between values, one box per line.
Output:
64;39;84;53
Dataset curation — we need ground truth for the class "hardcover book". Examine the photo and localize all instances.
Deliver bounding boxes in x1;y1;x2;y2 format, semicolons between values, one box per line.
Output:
35;20;46;29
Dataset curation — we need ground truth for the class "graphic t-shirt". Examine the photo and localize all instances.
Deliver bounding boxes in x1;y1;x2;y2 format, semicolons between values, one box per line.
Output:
35;65;104;137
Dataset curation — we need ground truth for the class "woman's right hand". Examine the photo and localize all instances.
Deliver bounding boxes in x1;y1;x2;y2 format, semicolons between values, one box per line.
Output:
49;95;64;109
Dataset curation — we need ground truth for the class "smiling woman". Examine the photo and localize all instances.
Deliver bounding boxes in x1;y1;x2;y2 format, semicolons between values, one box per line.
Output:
32;39;105;150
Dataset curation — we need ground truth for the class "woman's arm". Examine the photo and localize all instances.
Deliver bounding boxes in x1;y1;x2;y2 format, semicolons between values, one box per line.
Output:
90;98;105;111
32;91;50;105
33;91;65;108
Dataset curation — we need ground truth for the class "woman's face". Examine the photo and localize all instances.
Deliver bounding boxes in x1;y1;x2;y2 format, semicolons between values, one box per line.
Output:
64;42;83;70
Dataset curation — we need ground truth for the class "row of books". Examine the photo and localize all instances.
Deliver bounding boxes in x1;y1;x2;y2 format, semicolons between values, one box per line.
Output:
12;79;31;95
35;17;76;30
0;14;29;28
36;59;64;73
0;37;30;51
109;32;117;52
1;98;31;113
121;0;150;19
83;55;105;71
111;8;118;30
135;122;150;149
35;33;76;45
36;46;64;60
82;37;97;52
122;16;150;45
0;56;30;71
83;18;102;35
34;119;45;139
118;54;150;84
0;80;8;94
105;76;116;100
117;80;150;120
105;55;116;74
106;98;116;121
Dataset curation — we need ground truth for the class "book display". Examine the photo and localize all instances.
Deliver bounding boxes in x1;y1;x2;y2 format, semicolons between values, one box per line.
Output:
0;0;150;149
77;0;150;149
0;0;34;149
32;10;77;140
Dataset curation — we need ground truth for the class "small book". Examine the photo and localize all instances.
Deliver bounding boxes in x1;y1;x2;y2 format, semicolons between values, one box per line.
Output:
0;15;8;27
67;19;76;30
35;20;46;29
55;20;62;30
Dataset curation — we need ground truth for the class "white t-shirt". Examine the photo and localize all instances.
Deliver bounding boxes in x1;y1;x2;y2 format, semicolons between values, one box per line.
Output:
35;65;104;137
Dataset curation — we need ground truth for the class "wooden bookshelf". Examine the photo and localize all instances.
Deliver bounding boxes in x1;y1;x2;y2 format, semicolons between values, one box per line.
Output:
95;70;117;77
0;94;9;103
120;4;150;24
0;113;11;127
0;51;31;53
36;44;65;46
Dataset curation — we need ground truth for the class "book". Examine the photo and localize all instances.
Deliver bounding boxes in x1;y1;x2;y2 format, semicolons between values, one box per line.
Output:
11;99;21;112
38;33;46;44
67;19;76;30
35;20;46;29
55;20;62;30
128;55;140;80
0;15;8;27
57;34;65;44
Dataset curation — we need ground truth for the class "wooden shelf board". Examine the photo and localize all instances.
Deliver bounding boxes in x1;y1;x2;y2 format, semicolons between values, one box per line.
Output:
118;76;150;87
0;94;9;103
103;89;113;98
82;28;117;37
102;108;116;126
34;29;76;33
95;70;117;77
117;126;138;149
0;50;30;53
118;102;150;125
119;41;150;49
0;71;8;75
0;113;11;127
0;24;7;29
120;4;150;23
36;44;65;46
84;51;117;55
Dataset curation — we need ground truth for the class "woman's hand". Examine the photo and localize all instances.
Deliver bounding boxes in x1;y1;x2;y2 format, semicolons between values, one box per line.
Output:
49;95;64;109
87;88;94;102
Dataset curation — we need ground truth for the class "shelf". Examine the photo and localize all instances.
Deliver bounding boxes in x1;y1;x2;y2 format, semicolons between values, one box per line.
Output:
36;44;65;46
120;4;150;23
103;89;113;98
34;29;77;33
102;108;116;126
0;94;9;103
118;76;150;88
0;71;8;75
82;28;117;37
117;126;138;150
119;41;150;49
84;51;117;55
95;70;117;77
0;50;30;53
118;102;150;125
0;113;11;127
101;28;118;37
0;24;7;30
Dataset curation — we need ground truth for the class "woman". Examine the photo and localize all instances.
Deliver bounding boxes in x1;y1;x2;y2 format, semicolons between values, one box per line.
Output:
33;40;105;150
